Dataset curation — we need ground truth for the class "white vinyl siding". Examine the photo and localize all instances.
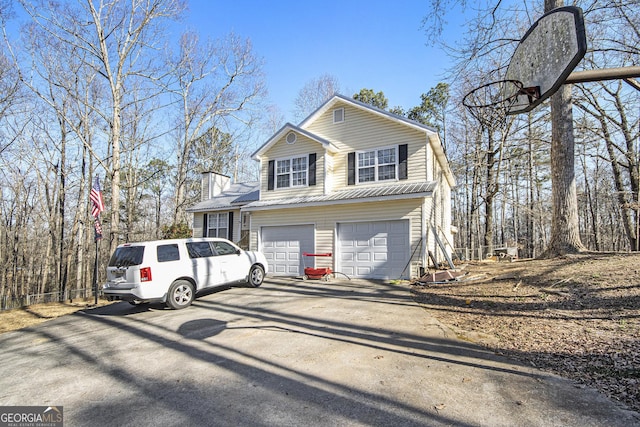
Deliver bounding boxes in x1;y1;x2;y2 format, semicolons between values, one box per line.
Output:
192;211;241;242
245;98;455;269
302;103;429;190
249;198;425;278
260;134;325;200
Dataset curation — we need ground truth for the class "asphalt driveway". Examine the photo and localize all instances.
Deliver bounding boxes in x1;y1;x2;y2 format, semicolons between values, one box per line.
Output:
0;278;637;426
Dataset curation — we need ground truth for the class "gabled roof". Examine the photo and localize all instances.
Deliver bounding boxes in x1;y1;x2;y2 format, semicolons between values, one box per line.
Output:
243;181;436;211
300;94;456;187
251;123;338;161
186;182;259;213
299;94;438;134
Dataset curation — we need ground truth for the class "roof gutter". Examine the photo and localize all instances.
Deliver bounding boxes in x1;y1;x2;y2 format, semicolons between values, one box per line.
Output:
242;191;433;212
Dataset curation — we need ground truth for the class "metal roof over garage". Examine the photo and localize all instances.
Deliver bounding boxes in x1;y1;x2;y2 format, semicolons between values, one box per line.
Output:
243;181;436;211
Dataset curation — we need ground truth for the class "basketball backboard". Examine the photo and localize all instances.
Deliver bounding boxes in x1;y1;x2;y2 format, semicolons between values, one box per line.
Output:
504;6;587;115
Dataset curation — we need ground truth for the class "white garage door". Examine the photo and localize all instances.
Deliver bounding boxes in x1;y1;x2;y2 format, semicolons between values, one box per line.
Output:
261;225;315;276
338;220;410;279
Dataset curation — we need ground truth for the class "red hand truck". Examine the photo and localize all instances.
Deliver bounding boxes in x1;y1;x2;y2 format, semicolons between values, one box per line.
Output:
302;252;333;281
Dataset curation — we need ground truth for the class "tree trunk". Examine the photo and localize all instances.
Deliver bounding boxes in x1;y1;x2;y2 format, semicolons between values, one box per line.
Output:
540;0;586;258
527;117;535;258
541;83;586;257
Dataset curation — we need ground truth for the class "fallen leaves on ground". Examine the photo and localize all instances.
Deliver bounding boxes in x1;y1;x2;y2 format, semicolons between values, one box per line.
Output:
0;299;113;334
412;253;640;413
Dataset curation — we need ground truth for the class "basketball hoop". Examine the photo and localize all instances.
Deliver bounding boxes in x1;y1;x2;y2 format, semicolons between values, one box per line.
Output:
462;79;527;129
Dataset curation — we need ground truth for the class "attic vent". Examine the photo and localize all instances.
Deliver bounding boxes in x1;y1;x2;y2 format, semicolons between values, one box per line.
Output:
333;107;344;123
286;132;297;144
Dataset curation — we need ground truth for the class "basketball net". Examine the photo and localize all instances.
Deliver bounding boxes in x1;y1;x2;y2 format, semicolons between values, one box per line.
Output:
462;80;524;129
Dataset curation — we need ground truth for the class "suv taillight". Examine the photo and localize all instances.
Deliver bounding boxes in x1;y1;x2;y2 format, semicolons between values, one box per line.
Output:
140;267;152;282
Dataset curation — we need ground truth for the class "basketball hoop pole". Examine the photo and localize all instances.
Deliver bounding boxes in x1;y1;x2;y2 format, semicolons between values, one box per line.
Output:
564;66;640;92
564;66;640;85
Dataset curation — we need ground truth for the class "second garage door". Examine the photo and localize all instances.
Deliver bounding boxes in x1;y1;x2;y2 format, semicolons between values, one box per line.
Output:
261;225;315;276
338;220;410;279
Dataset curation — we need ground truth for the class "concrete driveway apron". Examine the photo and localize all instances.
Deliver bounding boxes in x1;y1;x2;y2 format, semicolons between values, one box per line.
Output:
0;278;638;426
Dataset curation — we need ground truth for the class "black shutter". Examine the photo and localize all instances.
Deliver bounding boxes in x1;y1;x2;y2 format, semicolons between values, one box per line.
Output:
228;212;234;241
348;152;355;185
202;213;208;237
267;160;275;190
399;144;408;180
308;153;316;186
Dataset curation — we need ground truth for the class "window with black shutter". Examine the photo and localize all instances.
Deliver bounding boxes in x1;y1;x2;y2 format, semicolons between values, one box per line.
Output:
398;144;408;180
267;160;275;190
308;153;316;186
205;213;229;238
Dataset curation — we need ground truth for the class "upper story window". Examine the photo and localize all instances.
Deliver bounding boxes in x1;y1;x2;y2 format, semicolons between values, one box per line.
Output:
357;147;397;183
268;153;317;191
333;108;344;123
276;156;308;189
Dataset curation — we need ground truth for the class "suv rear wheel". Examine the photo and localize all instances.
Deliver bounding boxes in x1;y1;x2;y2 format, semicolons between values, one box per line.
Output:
247;265;265;288
166;280;194;309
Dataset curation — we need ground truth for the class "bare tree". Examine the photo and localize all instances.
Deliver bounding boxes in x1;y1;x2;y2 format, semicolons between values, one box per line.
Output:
19;0;186;255
262;105;286;135
293;73;341;121
572;0;640;251
165;31;265;224
575;81;639;250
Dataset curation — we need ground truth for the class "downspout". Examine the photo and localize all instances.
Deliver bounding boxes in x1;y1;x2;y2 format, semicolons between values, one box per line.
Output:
324;151;328;195
422;198;428;273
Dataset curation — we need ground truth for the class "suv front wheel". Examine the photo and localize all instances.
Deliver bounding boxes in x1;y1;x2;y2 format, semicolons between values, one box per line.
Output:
247;265;265;288
166;280;195;309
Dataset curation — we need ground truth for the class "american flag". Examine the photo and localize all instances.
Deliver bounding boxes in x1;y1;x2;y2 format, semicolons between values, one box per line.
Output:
90;176;105;218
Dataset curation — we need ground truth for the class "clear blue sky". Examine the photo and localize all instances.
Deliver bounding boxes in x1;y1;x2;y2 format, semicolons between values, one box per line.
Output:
183;0;463;122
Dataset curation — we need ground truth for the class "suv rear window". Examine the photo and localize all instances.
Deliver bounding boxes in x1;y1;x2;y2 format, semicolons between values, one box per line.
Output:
108;246;145;267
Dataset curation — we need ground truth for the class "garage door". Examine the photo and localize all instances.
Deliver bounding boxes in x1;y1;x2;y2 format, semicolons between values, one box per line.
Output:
261;225;315;276
338;220;409;279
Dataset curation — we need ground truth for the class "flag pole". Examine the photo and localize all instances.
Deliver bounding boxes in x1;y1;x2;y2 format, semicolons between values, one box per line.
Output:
93;238;99;305
90;175;105;306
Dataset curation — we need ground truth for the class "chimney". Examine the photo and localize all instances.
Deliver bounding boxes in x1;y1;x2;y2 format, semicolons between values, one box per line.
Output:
201;172;231;201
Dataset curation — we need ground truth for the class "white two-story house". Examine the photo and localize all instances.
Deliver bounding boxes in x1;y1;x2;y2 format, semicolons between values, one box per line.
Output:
187;94;456;280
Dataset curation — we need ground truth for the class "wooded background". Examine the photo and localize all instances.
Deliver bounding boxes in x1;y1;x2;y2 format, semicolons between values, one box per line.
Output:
0;0;638;305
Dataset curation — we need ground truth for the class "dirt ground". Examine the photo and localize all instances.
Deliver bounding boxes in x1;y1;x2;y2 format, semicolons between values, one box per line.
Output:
0;299;113;334
412;252;640;413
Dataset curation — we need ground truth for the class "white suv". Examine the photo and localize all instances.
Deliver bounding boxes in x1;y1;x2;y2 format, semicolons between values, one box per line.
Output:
103;238;268;309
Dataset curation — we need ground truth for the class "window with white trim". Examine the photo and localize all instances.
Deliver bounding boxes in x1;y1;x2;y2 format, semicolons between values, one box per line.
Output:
276;155;308;189
207;212;229;238
333;108;344;123
357;147;397;183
